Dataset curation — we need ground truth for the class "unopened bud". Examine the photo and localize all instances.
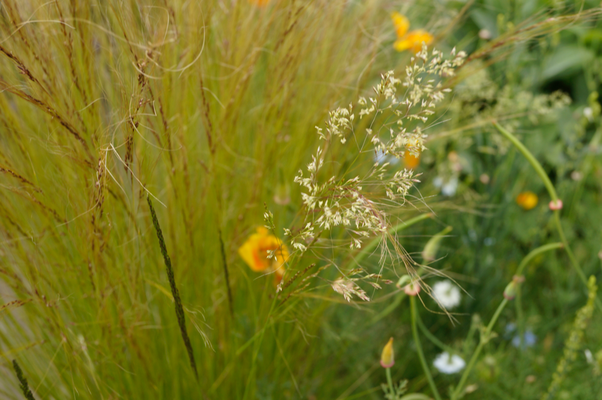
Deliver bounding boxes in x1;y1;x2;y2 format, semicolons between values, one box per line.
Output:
380;337;395;368
404;281;421;296
549;199;563;211
422;226;453;262
504;281;518;300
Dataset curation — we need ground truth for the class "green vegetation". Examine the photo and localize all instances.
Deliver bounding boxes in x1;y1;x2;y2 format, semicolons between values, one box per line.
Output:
0;1;600;399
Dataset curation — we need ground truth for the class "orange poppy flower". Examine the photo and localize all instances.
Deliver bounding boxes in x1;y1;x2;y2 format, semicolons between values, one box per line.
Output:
238;227;289;282
516;191;538;210
391;12;434;54
404;152;420;169
249;0;270;6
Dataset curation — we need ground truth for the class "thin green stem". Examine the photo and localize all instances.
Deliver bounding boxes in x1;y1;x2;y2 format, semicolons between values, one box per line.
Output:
242;283;279;400
410;296;442;400
494;122;602;313
493;122;557;201
451;243;562;399
514;243;563;276
386;367;394;397
451;299;507;400
416;312;456;355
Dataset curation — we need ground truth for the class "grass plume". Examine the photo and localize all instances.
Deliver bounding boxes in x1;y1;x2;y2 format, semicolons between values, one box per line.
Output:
147;195;198;379
12;360;35;400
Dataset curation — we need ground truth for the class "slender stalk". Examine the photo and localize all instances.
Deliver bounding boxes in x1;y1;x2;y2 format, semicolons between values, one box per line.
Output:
386;367;395;396
410;296;442;400
416;312;457;355
451;300;507;400
493;122;602;313
451;243;562;399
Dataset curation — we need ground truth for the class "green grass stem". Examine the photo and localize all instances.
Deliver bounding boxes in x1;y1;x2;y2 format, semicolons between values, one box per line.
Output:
451;242;562;399
410;296;442;400
493;122;602;313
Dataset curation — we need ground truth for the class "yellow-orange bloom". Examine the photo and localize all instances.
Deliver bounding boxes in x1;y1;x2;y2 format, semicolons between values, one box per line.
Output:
404;152;420;169
238;227;289;279
249;0;270;6
394;30;434;53
391;12;410;38
391;13;433;54
380;337;395;368
516;191;538;210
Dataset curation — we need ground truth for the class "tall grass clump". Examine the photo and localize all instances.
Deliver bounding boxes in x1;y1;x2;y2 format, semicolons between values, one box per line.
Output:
0;0;600;399
0;0;439;397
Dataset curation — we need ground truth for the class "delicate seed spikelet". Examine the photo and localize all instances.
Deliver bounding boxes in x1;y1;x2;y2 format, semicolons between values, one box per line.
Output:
291;49;465;262
380;337;395;368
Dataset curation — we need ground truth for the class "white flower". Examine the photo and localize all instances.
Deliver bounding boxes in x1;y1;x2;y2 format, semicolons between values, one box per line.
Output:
585;349;594;364
432;280;461;309
433;352;466;374
433;176;458;196
583;107;593;121
374;149;399;165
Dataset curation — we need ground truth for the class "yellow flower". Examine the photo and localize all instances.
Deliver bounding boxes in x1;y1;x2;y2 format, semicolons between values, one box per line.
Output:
391;12;410;38
249;0;270;6
516;191;538;210
391;12;434;54
404;151;420;169
238;227;289;281
380;337;395;368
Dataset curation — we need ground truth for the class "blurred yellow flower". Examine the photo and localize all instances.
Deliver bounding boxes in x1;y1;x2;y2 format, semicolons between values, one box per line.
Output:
516;191;538;210
391;12;434;53
238;227;288;282
249;0;270;6
391;12;410;37
404;152;420;169
380;337;395;368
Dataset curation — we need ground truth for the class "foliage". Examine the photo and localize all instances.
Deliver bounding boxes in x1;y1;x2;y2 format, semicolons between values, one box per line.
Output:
0;0;600;399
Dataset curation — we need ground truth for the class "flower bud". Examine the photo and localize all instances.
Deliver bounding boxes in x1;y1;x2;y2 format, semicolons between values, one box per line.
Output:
380;337;395;368
422;226;453;262
404;281;421;296
549;199;563;211
504;281;517;300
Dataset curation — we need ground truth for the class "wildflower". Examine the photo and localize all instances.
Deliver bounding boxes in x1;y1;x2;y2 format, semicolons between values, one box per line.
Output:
433;352;465;374
249;0;270;6
516;191;538;210
511;330;537;349
549;199;563;210
433;176;458;197
432;280;461;309
478;29;492;40
375;149;400;165
404;152;420;169
380;337;395;368
238;227;289;282
583;107;593;121
391;12;433;53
